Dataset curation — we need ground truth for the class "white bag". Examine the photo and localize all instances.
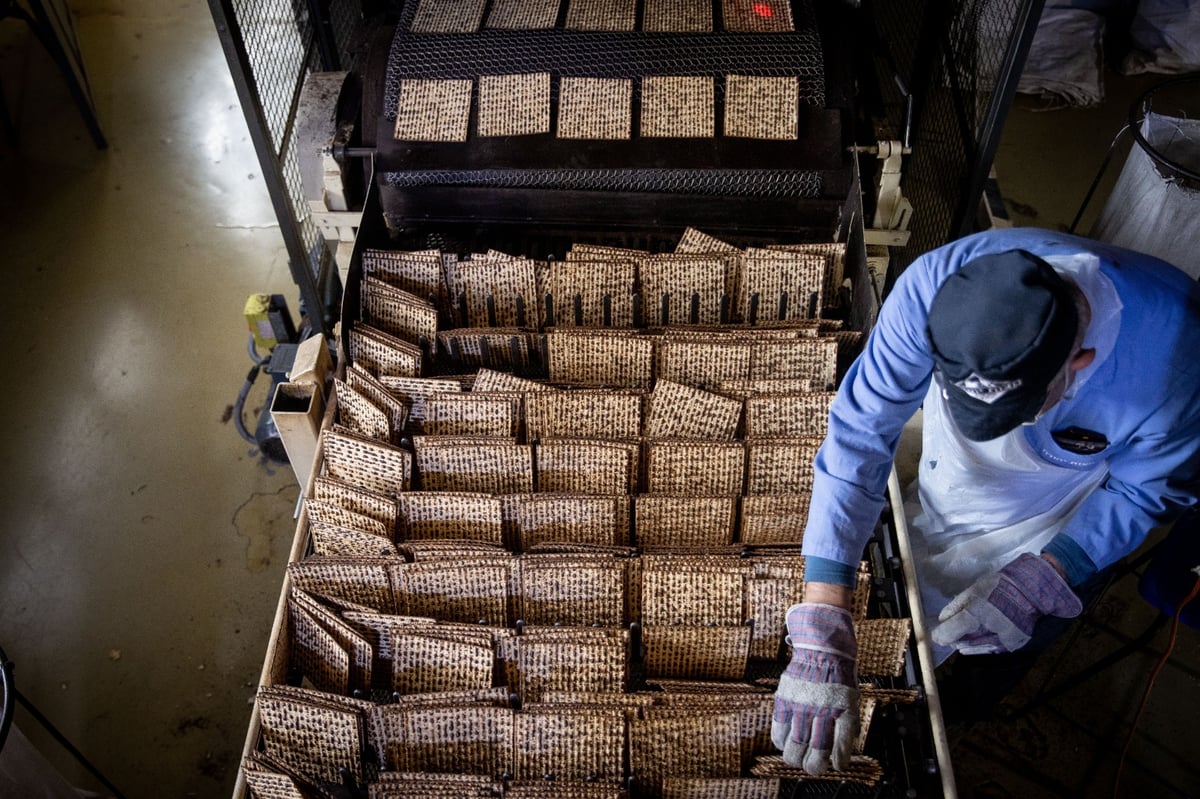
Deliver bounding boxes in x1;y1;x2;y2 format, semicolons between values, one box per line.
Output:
1091;111;1200;280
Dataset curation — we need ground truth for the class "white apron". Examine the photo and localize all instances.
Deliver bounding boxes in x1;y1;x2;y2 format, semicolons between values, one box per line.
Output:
904;383;1109;665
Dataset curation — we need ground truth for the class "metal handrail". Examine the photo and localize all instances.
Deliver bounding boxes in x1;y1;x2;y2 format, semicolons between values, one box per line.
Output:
1129;74;1200;185
887;468;959;799
0;645;128;798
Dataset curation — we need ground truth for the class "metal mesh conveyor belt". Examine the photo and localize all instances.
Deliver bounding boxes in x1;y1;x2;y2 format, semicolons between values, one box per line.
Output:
383;168;823;197
373;0;844;209
381;26;826;101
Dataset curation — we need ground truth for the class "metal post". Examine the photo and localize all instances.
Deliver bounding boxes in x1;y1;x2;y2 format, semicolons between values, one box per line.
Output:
951;0;1047;239
306;0;342;71
9;0;107;148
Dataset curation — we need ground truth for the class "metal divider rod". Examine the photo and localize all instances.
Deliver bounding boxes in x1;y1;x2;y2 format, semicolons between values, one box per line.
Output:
10;686;128;799
952;0;1048;239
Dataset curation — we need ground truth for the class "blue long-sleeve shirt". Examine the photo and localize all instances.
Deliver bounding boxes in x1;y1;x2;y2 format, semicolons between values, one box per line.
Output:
801;228;1200;587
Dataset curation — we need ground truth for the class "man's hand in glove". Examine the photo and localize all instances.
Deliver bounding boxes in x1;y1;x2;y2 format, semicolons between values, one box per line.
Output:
932;552;1083;655
771;602;860;774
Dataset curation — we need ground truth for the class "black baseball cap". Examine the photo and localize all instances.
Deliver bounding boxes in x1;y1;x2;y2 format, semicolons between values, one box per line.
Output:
926;250;1079;441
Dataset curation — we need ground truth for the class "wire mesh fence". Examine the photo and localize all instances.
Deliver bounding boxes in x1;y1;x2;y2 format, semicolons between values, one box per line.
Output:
868;0;1043;283
210;0;368;331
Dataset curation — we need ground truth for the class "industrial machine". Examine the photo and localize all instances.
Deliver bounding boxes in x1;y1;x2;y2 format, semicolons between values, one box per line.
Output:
209;1;1048;796
212;0;1047;344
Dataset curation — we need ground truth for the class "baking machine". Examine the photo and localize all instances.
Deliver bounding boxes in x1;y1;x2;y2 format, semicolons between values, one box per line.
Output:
209;0;1049;796
298;5;876;276
212;0;1047;335
367;7;865;293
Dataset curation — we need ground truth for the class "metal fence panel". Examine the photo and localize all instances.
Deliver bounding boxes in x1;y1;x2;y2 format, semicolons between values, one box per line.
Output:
209;0;368;332
868;0;1044;285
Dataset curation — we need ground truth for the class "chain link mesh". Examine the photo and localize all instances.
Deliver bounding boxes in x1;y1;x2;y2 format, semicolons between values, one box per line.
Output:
868;0;1034;278
382;0;826;118
226;0;373;293
382;29;827;119
383;167;822;197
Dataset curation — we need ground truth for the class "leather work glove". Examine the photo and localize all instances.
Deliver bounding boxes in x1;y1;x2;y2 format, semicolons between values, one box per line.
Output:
771;603;860;774
931;552;1083;655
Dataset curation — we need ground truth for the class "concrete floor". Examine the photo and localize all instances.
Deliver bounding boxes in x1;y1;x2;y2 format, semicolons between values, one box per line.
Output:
0;2;298;796
0;3;1195;798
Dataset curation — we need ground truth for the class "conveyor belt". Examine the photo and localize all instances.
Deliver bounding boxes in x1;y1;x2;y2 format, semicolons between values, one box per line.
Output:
370;0;852;232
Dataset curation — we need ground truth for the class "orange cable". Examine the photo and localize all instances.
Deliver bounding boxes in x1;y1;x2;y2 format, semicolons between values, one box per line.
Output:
1112;571;1200;799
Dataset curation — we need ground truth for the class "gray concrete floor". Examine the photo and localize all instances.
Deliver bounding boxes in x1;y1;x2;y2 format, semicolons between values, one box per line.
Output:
0;2;298;796
0;3;1196;798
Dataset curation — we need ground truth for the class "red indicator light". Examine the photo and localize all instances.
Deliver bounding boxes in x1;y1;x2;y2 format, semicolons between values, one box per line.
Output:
753;3;773;17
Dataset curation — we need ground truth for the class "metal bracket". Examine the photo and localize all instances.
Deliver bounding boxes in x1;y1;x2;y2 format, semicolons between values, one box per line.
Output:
852;141;914;241
853;141;916;294
870;140;915;234
298;71;363;285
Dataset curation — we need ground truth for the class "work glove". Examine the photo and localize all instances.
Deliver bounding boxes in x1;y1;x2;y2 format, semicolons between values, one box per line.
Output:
931;552;1083;655
771;603;860;774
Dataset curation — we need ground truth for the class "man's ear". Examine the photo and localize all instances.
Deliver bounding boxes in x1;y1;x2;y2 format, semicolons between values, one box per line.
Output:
1070;348;1096;372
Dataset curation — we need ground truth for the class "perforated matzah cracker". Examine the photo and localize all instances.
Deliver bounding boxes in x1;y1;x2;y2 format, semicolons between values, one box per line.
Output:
723;0;794;32
724;75;798;140
558;78;632;140
563;0;635;30
393;79;473;142
642;76;715;138
485;0;561;28
479;73;551;137
410;0;487;32
643;0;712;31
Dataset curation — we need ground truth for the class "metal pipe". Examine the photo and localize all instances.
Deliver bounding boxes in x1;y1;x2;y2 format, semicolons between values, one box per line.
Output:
887;468;959;799
1067;125;1130;235
18;0;107;148
0;648;12;754
305;0;341;71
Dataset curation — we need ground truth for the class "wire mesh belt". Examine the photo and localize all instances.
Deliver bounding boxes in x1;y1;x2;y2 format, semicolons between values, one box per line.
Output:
382;168;823;197
375;0;832;201
382;30;826;109
382;1;824;101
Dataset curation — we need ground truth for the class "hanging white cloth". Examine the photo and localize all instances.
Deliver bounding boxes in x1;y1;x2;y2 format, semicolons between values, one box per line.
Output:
1121;0;1200;75
1017;7;1106;108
